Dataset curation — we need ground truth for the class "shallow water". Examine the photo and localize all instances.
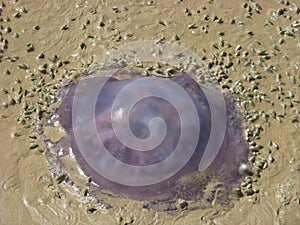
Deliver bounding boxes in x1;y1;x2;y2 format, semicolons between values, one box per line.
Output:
0;0;299;224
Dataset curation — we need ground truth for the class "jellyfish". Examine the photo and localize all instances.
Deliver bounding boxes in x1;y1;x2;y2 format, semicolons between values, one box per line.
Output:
57;68;248;201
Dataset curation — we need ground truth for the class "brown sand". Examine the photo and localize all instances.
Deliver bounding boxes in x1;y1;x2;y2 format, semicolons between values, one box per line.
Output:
0;0;299;224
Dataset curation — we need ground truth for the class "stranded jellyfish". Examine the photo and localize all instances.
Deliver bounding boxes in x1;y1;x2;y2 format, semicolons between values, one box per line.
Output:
57;67;248;202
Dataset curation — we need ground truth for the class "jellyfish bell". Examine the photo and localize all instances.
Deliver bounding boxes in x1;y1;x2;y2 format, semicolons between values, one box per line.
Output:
57;68;248;201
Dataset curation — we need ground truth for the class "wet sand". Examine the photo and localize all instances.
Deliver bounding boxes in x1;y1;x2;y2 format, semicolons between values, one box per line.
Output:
0;0;299;224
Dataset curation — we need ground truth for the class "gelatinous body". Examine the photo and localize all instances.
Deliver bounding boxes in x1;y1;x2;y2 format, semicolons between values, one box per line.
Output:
58;69;248;200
